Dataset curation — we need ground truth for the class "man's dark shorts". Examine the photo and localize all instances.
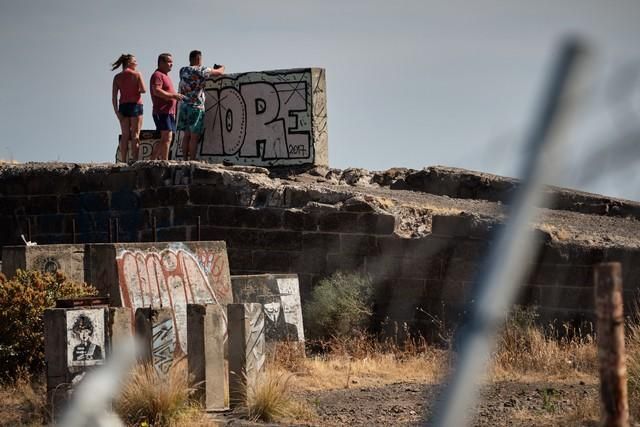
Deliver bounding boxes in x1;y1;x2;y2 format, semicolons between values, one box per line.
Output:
153;113;177;132
118;103;143;117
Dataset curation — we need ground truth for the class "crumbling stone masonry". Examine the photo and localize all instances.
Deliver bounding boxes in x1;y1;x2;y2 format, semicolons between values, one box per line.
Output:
3;162;640;329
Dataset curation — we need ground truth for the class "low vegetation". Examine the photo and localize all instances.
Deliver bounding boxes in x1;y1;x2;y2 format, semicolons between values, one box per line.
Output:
0;270;97;383
303;271;375;339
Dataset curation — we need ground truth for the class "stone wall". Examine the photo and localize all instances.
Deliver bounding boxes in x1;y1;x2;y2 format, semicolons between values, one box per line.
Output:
2;162;640;329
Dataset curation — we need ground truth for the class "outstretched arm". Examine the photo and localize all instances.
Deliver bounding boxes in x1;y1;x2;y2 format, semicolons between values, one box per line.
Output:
208;64;225;76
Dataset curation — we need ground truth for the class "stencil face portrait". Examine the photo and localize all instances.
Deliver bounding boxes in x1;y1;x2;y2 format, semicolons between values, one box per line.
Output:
71;314;103;362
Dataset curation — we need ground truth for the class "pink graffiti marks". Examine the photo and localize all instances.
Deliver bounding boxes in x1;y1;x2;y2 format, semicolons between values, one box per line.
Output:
196;249;232;302
116;245;231;354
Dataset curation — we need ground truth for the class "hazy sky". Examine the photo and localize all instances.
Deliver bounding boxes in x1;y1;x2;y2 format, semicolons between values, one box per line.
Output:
1;1;639;199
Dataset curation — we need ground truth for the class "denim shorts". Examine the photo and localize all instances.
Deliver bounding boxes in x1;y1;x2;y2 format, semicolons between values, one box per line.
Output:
119;103;143;117
153;113;176;132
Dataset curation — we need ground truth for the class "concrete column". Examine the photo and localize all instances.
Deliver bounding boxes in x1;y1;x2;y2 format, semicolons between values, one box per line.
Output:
44;307;108;421
106;307;132;355
135;307;176;376
44;308;69;421
227;303;265;409
187;304;227;410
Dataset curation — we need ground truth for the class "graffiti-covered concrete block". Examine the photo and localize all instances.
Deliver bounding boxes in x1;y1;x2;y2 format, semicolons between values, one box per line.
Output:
171;68;328;167
188;304;227;410
231;274;305;343
85;241;232;355
2;244;85;283
115;130;165;162
44;306;109;419
135;307;176;376
228;303;265;409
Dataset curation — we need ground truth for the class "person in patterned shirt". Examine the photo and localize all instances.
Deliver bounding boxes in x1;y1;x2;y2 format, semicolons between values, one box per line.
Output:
177;50;225;161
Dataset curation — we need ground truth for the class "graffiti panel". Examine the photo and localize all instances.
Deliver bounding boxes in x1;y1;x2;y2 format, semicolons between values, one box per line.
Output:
115;242;232;354
115;130;167;163
170;68;327;167
231;274;304;342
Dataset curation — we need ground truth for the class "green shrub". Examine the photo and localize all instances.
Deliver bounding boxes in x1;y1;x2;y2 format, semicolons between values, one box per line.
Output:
0;269;97;382
303;271;375;339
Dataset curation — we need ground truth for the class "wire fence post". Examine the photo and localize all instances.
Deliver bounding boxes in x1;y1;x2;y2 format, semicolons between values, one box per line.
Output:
594;262;629;427
431;37;592;427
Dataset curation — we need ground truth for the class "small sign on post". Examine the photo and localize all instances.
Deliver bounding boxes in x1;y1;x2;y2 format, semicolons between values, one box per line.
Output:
594;262;629;427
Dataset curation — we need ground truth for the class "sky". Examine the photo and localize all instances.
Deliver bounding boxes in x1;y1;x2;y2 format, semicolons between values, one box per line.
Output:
1;0;639;199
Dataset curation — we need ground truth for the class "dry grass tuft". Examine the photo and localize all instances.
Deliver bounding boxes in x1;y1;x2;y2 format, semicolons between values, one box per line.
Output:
115;360;210;426
237;368;316;423
492;307;597;380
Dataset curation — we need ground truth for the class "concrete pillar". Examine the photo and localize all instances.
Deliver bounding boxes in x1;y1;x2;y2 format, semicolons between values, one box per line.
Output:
44;307;108;421
187;304;227;410
135;307;176;376
107;307;133;353
227;303;265;409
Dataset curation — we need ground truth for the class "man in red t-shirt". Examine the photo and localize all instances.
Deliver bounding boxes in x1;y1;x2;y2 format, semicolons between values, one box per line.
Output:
150;53;184;160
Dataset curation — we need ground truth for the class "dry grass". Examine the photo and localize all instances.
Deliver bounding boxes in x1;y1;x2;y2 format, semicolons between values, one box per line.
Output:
0;373;47;426
115;360;213;426
491;307;597;381
289;333;449;391
231;367;317;423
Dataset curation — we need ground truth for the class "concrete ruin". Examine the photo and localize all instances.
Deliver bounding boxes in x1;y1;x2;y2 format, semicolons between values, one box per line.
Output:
228;303;266;409
231;273;304;342
43;306;131;418
44;302;263;418
187;303;227;410
3;161;640;329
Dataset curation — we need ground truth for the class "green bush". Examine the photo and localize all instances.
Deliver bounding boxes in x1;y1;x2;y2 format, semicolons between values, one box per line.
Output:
303;271;375;339
0;269;97;382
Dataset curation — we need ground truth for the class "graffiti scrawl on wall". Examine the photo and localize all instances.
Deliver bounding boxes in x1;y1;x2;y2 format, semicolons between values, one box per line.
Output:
170;68;328;167
152;318;175;376
115;130;166;163
66;309;105;368
246;304;266;379
115;243;232;353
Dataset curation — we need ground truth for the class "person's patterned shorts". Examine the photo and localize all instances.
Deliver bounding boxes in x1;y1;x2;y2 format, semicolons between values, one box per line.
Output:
177;103;205;134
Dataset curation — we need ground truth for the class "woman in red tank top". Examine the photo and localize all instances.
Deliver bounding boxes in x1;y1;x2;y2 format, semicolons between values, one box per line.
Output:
111;54;146;163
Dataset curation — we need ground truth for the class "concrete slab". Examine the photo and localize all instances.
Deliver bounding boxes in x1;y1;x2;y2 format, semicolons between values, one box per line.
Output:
115;130;164;162
85;241;232;354
228;303;265;409
135;307;176;376
171;68;328;167
2;244;85;282
231;273;304;343
44;306;109;420
188;303;227;410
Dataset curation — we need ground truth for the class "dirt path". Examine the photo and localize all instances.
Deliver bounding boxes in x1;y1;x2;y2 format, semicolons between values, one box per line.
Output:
295;379;599;426
215;378;600;426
